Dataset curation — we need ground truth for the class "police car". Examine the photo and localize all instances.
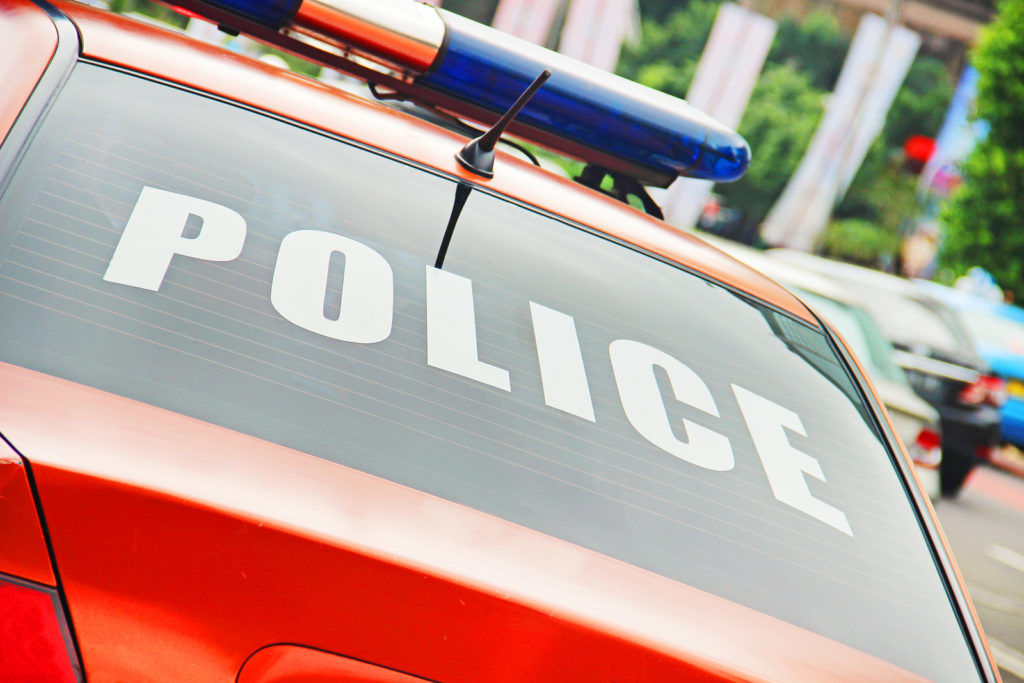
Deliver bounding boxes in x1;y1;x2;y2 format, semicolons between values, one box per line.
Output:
0;0;1001;680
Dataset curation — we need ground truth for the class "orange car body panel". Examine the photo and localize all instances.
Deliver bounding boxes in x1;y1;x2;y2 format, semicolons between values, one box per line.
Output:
0;362;932;682
238;645;434;682
0;0;57;141
0;442;55;587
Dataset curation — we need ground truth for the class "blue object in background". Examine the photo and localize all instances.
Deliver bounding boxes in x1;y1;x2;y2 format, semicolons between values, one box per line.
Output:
917;280;1024;447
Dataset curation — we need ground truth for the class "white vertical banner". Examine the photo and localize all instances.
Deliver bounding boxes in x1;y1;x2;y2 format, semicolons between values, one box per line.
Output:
836;26;920;195
661;3;776;229
558;0;640;72
492;0;563;45
760;14;920;250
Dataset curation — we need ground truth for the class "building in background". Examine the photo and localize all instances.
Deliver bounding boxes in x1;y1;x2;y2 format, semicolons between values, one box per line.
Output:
758;0;993;72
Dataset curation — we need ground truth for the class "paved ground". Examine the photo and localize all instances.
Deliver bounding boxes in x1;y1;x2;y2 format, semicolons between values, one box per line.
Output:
934;464;1024;683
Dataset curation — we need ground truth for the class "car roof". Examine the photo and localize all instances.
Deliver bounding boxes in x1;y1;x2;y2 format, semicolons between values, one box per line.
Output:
59;0;817;325
694;234;863;306
766;249;925;295
915;279;1024;319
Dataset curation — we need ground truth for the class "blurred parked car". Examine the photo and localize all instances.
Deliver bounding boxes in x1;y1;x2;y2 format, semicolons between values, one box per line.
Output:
769;250;1003;496
701;235;941;497
916;281;1024;448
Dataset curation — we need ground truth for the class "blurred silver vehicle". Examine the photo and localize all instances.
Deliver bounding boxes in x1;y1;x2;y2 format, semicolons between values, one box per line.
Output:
698;236;942;498
768;250;1003;497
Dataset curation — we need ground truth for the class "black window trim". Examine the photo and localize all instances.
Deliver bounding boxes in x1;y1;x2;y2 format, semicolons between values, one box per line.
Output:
809;304;995;681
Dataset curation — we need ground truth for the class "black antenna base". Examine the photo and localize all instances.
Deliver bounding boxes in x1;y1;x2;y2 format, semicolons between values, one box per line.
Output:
455;69;551;178
455;138;496;178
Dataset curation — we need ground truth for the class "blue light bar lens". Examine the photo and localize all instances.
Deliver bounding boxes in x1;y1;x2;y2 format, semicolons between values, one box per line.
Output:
419;14;750;185
200;0;301;28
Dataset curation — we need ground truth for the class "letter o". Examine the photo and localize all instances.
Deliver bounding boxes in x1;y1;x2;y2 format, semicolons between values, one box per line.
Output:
271;230;393;343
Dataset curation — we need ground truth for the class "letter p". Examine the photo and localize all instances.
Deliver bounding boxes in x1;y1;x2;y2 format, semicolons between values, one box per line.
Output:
103;186;246;291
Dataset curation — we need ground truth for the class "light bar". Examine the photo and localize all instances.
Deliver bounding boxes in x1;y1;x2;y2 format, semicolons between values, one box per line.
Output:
418;12;750;185
169;0;751;186
211;0;300;29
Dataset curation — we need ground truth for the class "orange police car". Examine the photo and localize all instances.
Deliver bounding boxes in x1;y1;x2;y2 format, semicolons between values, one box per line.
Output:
0;0;1002;680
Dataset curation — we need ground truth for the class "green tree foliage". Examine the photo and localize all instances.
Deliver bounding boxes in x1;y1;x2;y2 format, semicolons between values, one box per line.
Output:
941;146;1024;296
829;57;951;258
972;0;1024;150
837;139;919;231
636;0;693;23
716;63;824;232
830;152;919;266
940;0;1024;299
616;0;719;98
766;11;849;91
107;0;188;28
820;218;900;266
618;6;830;234
883;56;955;150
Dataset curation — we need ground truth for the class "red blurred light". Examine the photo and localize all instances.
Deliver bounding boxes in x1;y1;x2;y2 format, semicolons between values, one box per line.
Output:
909;427;942;468
983;375;1008;407
959;381;986;405
915;427;941;452
958;375;1007;407
904;135;935;163
171;5;202;18
0;577;78;682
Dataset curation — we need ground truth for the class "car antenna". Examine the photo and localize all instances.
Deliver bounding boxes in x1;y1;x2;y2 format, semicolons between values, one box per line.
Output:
455;69;551;179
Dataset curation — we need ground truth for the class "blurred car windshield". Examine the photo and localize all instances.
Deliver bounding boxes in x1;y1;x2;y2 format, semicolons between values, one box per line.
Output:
859;292;963;354
798;289;907;384
958;308;1024;354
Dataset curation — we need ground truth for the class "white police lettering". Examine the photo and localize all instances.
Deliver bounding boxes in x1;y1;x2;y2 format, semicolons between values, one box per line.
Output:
530;302;595;421
733;385;853;536
104;186;246;291
271;230;393;344
425;266;511;391
609;339;734;471
104;190;854;535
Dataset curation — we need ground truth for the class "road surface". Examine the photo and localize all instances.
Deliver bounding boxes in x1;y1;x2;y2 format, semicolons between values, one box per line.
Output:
935;464;1024;683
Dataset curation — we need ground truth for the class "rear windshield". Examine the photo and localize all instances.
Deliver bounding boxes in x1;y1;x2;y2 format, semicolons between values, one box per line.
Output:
0;63;979;681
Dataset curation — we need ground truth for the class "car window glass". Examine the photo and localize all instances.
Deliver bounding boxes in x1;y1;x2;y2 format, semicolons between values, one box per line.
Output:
859;291;962;353
798;290;906;384
0;63;980;683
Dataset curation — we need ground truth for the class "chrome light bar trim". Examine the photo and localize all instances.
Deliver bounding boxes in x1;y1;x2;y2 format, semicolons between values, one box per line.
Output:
293;0;445;73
